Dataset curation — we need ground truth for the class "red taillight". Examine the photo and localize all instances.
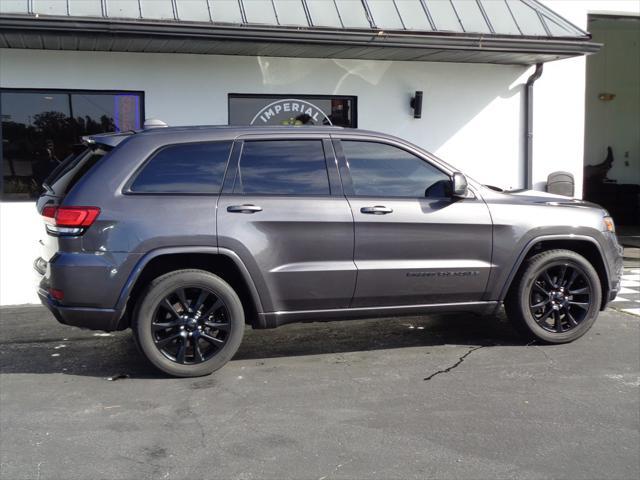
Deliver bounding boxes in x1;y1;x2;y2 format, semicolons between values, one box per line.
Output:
55;207;101;227
41;206;101;232
49;288;64;301
42;206;57;219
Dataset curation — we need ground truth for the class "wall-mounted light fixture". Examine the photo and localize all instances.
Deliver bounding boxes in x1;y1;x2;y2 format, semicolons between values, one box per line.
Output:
410;91;423;119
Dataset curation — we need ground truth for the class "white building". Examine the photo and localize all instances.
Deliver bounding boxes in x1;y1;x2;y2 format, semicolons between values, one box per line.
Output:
1;0;638;305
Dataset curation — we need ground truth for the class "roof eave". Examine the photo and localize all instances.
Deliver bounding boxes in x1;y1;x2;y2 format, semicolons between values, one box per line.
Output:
0;15;602;65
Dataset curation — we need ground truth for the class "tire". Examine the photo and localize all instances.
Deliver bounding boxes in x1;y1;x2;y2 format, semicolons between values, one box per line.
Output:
133;269;244;377
505;249;602;344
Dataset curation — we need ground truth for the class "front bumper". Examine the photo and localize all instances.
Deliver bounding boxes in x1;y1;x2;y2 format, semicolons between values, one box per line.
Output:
37;287;121;331
603;239;625;308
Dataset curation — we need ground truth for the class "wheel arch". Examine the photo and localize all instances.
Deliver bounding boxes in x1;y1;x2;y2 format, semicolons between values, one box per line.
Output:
500;235;610;310
114;247;265;330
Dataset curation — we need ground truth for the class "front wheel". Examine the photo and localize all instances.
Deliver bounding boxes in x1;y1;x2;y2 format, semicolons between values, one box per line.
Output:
505;249;602;344
133;269;244;377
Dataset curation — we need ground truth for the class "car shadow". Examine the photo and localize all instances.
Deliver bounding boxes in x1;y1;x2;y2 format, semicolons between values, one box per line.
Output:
235;311;523;360
0;307;527;379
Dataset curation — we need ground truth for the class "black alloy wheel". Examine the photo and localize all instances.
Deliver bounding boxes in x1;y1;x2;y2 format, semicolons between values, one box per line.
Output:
529;263;592;333
133;269;245;377
505;249;602;344
152;287;231;365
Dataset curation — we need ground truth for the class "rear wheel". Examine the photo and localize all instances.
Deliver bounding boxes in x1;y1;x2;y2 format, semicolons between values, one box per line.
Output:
133;269;244;377
505;249;601;343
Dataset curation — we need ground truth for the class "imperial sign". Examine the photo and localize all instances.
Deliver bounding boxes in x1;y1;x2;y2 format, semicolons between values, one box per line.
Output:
250;99;333;126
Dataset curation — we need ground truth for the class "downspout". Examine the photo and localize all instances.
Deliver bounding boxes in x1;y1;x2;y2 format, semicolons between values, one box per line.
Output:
524;63;543;190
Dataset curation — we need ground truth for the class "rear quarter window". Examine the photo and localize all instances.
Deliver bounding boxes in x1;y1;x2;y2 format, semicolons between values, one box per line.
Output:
47;147;109;197
130;141;232;194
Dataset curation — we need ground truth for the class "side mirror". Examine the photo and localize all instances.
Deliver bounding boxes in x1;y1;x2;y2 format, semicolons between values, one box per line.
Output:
452;172;468;197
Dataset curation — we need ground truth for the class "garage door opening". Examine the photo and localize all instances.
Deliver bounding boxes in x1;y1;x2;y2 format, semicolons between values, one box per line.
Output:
583;14;640;245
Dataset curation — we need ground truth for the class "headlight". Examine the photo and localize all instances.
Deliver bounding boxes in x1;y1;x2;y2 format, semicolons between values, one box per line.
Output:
603;216;615;233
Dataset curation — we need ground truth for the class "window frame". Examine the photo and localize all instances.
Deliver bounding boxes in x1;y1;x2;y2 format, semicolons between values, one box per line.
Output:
221;134;342;198
123;140;234;196
227;93;358;128
332;136;454;199
1;87;145;201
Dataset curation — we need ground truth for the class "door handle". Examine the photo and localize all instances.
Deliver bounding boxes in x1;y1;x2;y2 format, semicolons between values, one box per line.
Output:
227;204;263;214
360;205;393;215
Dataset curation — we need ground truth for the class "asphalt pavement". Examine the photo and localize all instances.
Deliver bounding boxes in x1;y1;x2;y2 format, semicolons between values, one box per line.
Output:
0;305;638;480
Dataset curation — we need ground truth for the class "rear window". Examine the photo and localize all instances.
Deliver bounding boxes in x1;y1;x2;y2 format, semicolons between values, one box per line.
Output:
130;141;232;194
45;147;109;197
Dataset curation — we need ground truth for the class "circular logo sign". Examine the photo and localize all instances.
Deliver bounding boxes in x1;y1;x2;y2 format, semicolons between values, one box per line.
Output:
249;98;333;126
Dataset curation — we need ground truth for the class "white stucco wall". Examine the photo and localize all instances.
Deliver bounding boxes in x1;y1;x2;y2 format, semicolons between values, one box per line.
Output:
0;202;43;304
0;48;529;186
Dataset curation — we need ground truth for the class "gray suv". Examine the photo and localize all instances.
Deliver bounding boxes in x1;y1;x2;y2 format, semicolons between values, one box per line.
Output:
35;125;624;377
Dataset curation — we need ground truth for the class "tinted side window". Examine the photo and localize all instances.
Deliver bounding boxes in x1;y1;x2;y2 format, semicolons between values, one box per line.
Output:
130;141;232;194
235;140;330;195
342;141;450;198
47;147;108;196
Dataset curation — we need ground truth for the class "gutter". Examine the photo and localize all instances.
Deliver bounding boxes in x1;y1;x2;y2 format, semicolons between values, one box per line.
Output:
524;63;543;190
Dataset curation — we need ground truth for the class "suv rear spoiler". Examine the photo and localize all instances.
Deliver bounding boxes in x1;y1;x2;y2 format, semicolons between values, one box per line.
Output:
82;131;135;149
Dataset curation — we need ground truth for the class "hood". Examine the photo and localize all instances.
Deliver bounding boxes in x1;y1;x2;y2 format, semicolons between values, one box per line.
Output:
480;187;606;212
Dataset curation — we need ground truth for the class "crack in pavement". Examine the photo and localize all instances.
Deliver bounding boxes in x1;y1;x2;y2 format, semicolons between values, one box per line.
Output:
525;340;557;373
318;459;353;480
424;346;485;381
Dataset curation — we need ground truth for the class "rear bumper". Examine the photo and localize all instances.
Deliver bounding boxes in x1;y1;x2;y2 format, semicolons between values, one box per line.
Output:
37;287;121;332
34;249;138;331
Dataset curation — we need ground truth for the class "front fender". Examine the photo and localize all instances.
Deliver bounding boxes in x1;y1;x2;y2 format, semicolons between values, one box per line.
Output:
488;231;612;303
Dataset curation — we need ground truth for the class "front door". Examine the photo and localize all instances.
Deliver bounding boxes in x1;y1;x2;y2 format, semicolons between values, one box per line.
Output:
335;138;493;308
217;136;356;313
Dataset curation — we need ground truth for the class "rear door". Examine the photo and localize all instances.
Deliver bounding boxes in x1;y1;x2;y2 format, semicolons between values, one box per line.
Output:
217;135;355;312
335;137;493;307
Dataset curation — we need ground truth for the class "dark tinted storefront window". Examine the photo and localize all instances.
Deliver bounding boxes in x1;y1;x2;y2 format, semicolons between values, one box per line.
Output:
235;140;330;195
130;142;232;194
228;94;356;128
1;90;143;200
